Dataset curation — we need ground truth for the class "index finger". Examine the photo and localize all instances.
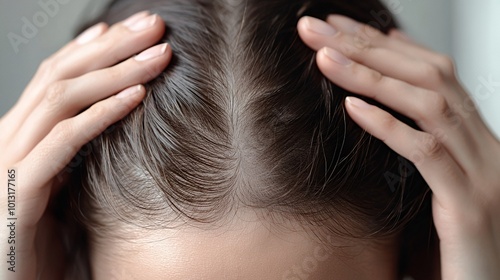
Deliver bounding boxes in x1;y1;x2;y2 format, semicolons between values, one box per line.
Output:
326;15;447;68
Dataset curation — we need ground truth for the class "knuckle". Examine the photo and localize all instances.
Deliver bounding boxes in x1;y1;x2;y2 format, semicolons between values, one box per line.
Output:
435;54;456;74
85;103;118;136
38;57;59;78
87;102;109;121
51;120;75;144
420;57;456;87
44;81;67;109
354;24;371;39
89;35;120;62
364;23;382;35
361;68;383;87
420;62;439;78
351;33;372;54
420;63;445;85
418;134;443;159
339;43;355;58
379;113;399;132
424;93;451;120
40;57;55;72
363;23;384;42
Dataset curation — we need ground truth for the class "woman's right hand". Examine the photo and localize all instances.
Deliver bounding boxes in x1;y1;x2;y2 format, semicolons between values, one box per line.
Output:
0;11;171;280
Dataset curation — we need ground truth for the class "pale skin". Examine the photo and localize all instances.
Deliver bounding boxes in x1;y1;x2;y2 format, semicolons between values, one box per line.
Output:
0;10;499;279
297;15;500;279
89;210;400;279
0;11;172;280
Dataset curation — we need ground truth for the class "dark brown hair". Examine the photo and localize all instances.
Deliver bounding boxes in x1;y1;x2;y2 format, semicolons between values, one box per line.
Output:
64;0;432;277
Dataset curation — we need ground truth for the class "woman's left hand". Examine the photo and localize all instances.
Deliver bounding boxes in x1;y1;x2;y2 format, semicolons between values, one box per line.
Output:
298;15;500;280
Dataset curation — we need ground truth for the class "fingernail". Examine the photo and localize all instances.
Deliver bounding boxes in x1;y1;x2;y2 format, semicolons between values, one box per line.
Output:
122;11;150;28
76;23;105;45
323;47;352;65
305;16;337;35
135;43;168;61
128;14;157;32
117;85;143;99
346;97;371;109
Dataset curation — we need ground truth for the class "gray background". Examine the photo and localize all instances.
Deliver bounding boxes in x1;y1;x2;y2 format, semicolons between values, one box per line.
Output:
1;0;499;137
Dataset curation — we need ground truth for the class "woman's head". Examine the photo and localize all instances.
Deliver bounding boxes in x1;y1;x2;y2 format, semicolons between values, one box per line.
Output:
67;0;431;278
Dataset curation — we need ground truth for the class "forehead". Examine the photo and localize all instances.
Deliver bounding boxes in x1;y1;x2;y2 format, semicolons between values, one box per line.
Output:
90;214;345;279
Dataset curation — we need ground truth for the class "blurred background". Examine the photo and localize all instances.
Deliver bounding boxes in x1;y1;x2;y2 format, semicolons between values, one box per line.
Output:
1;0;499;137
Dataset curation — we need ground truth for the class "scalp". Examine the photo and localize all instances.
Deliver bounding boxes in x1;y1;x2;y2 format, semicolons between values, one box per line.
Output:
71;0;430;242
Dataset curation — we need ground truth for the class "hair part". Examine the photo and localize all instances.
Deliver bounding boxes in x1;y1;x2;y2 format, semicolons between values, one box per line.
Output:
67;0;431;248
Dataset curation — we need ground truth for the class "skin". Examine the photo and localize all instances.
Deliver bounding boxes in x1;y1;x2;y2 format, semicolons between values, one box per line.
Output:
297;15;500;279
0;11;171;280
0;10;499;280
90;210;399;280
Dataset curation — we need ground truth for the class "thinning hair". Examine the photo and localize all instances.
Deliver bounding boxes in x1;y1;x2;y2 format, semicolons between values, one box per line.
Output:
64;0;431;276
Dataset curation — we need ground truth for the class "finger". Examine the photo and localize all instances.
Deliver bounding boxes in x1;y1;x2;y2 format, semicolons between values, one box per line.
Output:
12;43;171;161
325;15;453;72
52;22;109;62
298;16;457;92
20;12;158;104
36;11;150;69
388;29;414;43
17;85;145;226
9;12;164;128
315;46;428;119
0;22;110;137
316;47;482;170
344;96;468;202
42;11;164;83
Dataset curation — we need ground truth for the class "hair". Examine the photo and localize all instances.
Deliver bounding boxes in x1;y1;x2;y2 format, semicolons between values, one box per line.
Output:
60;0;433;278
